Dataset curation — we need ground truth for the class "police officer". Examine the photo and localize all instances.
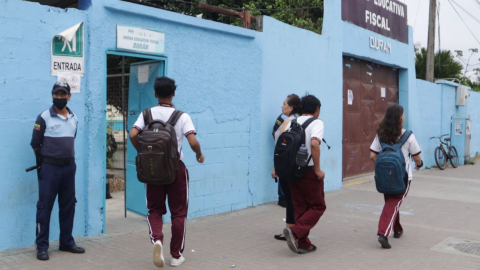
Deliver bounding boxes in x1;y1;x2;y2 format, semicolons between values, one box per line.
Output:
30;81;85;261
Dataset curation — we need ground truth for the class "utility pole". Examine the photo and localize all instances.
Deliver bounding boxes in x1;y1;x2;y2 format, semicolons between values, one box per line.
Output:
426;0;437;82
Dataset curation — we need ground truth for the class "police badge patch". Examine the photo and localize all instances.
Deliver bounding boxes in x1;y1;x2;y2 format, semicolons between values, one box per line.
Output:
34;124;41;130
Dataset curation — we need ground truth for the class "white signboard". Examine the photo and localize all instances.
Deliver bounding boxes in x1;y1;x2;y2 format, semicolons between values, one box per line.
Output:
348;89;354;105
117;25;165;55
57;74;81;93
381;87;386;98
51;22;84;76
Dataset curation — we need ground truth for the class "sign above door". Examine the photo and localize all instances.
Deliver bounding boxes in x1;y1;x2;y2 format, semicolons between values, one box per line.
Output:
117;25;165;55
342;0;408;44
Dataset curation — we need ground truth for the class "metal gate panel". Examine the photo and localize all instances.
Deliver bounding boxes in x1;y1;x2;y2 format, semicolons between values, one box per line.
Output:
342;56;399;178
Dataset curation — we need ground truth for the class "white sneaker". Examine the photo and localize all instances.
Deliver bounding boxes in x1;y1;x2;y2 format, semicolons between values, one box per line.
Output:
153;240;165;268
170;256;186;267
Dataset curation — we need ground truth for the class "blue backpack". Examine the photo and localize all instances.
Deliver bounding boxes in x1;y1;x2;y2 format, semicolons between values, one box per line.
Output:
374;130;412;194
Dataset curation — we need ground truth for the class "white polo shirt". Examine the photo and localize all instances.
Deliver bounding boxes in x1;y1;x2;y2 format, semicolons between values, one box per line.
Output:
370;129;421;180
283;115;325;166
133;103;196;160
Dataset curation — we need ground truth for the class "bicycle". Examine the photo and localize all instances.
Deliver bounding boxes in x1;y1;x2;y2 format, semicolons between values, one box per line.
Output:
430;134;459;170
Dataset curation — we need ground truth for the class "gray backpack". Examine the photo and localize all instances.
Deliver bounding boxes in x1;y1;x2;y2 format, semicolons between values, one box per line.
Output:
136;108;183;185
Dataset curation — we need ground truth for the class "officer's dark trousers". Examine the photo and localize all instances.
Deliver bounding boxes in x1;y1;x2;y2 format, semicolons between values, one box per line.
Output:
36;162;76;252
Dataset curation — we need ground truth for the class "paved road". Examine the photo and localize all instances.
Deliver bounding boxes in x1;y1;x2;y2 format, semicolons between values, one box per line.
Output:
1;163;480;270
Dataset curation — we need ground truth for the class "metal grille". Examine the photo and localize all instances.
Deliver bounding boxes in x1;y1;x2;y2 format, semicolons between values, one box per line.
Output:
107;74;129;174
452;243;480;256
107;74;129;116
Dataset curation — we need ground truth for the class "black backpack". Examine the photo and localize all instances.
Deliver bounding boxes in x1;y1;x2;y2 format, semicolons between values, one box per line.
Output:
274;118;316;182
135;108;183;185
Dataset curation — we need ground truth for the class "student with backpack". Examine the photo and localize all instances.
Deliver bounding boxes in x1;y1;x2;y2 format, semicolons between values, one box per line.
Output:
369;104;423;249
276;94;326;254
129;77;205;268
271;94;301;241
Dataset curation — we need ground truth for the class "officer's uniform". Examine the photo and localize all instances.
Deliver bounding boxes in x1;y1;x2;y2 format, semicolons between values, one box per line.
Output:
30;103;78;252
273;114;287;201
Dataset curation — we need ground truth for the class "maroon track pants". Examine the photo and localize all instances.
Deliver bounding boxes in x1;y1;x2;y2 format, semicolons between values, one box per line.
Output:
289;169;327;249
146;161;189;259
378;180;411;237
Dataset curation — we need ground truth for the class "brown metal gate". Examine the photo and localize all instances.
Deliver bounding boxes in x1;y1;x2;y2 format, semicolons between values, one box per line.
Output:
342;56;399;179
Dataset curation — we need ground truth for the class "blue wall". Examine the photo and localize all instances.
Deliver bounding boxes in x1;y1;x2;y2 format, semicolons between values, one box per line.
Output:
93;0;262;222
256;16;342;203
0;1;88;251
2;0;480;252
470;92;480;156
416;79;479;168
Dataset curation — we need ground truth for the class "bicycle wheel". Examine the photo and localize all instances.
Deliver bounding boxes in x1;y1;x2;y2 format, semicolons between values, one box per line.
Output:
434;146;446;170
449;146;459;168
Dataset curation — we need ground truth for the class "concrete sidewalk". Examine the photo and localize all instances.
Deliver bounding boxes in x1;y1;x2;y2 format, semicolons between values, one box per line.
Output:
1;162;480;270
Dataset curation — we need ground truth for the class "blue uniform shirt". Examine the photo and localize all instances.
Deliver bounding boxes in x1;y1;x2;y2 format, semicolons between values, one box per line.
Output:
31;106;78;159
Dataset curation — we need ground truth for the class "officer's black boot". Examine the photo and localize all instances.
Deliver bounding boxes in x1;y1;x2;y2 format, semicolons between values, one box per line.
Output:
37;251;49;261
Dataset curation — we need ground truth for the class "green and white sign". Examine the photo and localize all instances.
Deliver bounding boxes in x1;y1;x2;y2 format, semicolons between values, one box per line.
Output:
117;25;165;55
51;22;85;76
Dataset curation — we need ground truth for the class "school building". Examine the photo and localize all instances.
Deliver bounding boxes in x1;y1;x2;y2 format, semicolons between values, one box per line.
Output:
0;0;479;251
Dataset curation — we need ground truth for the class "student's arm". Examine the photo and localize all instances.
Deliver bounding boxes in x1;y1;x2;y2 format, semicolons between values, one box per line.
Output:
409;134;423;170
129;128;140;151
311;139;325;180
129;111;146;151
278;119;291;136
370;135;381;162
413;154;423;170
186;134;204;163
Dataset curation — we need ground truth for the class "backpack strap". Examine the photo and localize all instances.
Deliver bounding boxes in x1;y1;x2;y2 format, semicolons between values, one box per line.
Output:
301;117;317;130
301;117;318;164
142;108;154;127
166;110;184;126
393;130;413;150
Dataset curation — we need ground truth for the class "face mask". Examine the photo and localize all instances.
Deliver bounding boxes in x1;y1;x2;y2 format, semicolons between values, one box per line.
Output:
53;98;68;110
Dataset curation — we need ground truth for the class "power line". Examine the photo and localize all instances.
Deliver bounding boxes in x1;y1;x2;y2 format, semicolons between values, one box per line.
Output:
450;0;480;25
447;0;480;46
414;0;422;30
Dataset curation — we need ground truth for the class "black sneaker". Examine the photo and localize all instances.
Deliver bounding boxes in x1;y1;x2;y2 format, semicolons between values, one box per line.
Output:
278;198;287;208
378;235;391;249
393;231;403;238
37;251;49;261
297;244;317;254
59;245;85;254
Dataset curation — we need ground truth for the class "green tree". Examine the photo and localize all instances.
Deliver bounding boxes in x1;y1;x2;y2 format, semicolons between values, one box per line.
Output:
461;78;480;92
141;0;324;34
415;48;463;80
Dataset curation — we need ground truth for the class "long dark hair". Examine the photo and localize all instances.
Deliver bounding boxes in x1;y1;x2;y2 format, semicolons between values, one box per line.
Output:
287;94;301;116
378;104;404;144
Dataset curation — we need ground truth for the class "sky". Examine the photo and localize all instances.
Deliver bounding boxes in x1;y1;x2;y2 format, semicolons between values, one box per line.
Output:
400;0;480;72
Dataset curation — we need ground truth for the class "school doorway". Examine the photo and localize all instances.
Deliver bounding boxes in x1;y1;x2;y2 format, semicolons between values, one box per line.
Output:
342;56;399;179
105;51;167;223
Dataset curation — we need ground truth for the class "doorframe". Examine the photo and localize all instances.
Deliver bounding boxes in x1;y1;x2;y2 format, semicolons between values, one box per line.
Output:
103;50;168;232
